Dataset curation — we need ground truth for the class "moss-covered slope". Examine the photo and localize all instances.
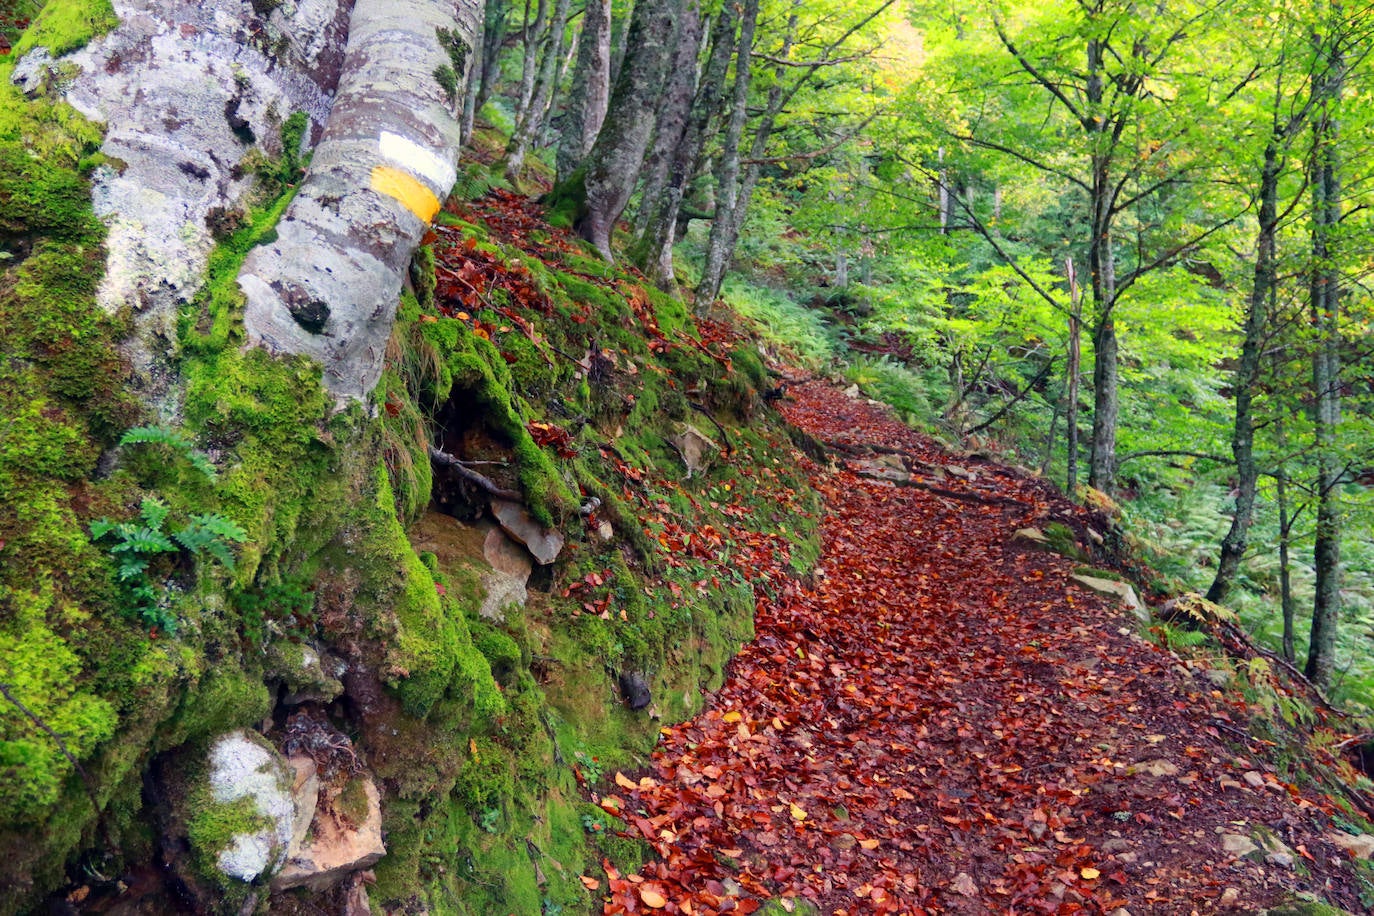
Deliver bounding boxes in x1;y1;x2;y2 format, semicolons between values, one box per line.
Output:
0;25;820;911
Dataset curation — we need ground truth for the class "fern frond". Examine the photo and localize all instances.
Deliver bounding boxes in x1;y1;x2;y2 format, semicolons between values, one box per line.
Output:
119;425;218;481
139;496;170;530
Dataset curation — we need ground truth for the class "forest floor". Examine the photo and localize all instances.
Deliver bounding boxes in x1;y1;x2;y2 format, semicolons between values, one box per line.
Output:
592;379;1372;915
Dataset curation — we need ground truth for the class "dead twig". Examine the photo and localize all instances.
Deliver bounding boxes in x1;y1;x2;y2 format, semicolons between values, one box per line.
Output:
688;402;733;453
429;446;523;500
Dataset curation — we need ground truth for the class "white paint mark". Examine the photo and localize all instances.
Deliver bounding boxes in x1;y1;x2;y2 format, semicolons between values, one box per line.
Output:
379;131;456;193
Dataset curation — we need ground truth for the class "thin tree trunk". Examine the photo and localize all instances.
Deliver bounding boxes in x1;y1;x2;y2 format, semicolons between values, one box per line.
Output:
512;0;549;131
1276;442;1297;664
1208;141;1280;603
475;0;508;114
633;0;705;238
1305;17;1344;691
566;0;683;259
1065;256;1081;497
507;0;571;179
634;0;738;288
1084;34;1119;493
556;0;612;182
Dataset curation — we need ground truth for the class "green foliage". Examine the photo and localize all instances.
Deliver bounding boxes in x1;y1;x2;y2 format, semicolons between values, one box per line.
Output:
89;495;247;633
720;277;838;365
119;425;218;481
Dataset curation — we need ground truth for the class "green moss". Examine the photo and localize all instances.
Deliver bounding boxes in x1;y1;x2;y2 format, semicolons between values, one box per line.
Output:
11;0;116;57
161;662;272;750
186;793;270;877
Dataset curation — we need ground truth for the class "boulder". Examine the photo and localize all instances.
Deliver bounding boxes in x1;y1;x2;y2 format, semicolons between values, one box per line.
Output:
1070;573;1146;621
286;756;320;854
490;498;564;565
205;730;296;883
268;642;347;706
478;527;533;620
670;425;721;478
1331;832;1374;860
273;774;386;892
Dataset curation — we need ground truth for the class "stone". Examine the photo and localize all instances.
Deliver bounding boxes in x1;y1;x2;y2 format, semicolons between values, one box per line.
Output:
597;520;615;541
273;775;386;892
843;384;861;398
1219;888;1240;907
853;458;910;483
1330;832;1374;859
1242;770;1265;788
342;873;374;915
286;756;320;854
10;47;55;97
670;424;721;478
478;528;532;620
618;671;652;710
1220;833;1259;859
1014;528;1049;544
490;499;564;565
1070;574;1146;621
1131;759;1179;778
268;643;346;706
206;730;296;883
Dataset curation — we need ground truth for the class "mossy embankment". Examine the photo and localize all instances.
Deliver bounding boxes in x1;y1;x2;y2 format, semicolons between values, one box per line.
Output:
0;21;821;911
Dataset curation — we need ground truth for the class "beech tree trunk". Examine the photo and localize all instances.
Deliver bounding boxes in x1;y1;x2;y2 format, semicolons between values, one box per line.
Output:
556;0;612;181
1305;31;1344;690
507;0;568;180
632;0;705;238
1208;141;1280;604
240;0;481;402
569;0;683;259
634;0;738;288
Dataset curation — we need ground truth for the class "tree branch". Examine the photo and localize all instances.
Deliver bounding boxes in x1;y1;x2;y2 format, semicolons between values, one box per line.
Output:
429;446;524;500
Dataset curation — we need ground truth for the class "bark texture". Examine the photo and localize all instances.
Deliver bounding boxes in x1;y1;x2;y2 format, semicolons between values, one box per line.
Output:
575;0;682;259
555;0;612;181
240;0;481;403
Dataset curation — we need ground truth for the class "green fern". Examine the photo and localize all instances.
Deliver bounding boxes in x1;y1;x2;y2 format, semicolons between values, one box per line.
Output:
173;514;248;570
119;425;218;481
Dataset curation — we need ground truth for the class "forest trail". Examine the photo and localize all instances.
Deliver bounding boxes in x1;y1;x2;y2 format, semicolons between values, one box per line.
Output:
597;380;1367;915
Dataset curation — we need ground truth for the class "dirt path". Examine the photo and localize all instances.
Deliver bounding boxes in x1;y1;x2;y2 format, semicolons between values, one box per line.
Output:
598;380;1367;915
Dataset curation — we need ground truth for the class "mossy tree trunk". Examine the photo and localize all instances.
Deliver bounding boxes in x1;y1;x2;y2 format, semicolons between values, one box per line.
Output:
555;0;612;183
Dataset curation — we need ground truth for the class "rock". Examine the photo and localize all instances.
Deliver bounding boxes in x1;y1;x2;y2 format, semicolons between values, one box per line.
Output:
950;872;978;897
342;873;374;915
268;642;346;706
1252;828;1295;868
618;671;652;710
205;730;296;883
1014;528;1050;545
490;499;564;565
670;424;721;478
1242;770;1265;789
1086;527;1105;546
1219;887;1240;907
1202;667;1234;689
853;458;910;483
1330;832;1374;859
1070;574;1146;621
10;47;55;97
1101;838;1133;854
1131;759;1179;778
944;465;973;480
597;519;615;541
478;528;532;620
286;756;321;854
1221;833;1259;859
273;775;386;892
843;384;861;398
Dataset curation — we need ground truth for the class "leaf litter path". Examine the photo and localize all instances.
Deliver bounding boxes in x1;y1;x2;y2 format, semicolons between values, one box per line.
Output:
598;380;1367;915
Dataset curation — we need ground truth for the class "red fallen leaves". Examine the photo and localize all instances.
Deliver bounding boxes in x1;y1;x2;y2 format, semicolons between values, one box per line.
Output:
589;379;1369;915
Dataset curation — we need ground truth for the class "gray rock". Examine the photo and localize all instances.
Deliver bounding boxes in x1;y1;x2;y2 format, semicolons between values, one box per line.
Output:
1220;833;1259;859
1330;832;1374;859
670;424;720;478
285;755;320;854
206;730;296;882
1070;573;1146;621
490;499;564;565
268;642;346;706
10;47;55;96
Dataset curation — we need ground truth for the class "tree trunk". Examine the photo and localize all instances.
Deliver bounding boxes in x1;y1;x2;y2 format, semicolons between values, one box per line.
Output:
696;0;768;304
1208;141;1280;604
511;0;549;131
632;0;705;239
475;0;508;114
569;0;683;259
240;0;481;403
633;0;738;288
1065;257;1081;497
555;0;612;182
1304;16;1344;690
507;0;571;180
1277;454;1297;664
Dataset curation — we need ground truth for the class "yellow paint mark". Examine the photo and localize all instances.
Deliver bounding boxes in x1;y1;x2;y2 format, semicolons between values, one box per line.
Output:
370;165;440;222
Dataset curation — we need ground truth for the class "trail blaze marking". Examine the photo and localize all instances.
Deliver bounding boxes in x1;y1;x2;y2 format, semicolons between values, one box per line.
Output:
379;131;456;190
370;165;441;221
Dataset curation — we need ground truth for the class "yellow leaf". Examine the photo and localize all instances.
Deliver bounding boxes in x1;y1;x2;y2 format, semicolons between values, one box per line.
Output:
615;772;637;790
1081;867;1100;880
859;838;881;850
722;710;743;724
790;803;807;821
640;887;667;908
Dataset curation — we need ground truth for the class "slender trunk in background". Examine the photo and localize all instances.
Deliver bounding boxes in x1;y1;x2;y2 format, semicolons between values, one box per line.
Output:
556;0;612;182
1208;139;1281;604
512;0;550;133
1083;36;1119;493
697;0;770;305
633;0;705;237
570;0;682;258
634;0;738;288
937;147;950;233
475;0;508;114
1305;25;1344;690
1065;257;1081;497
1276;435;1297;663
507;0;571;179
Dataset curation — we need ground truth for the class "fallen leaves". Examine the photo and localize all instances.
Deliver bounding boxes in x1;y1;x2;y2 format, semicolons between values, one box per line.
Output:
583;379;1368;915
